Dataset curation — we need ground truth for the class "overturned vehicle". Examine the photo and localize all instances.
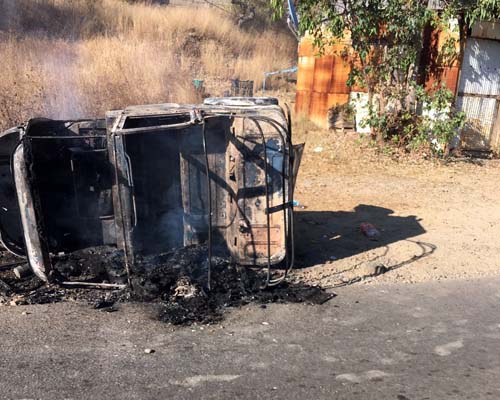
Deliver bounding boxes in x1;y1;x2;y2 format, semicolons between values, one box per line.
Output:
0;98;302;291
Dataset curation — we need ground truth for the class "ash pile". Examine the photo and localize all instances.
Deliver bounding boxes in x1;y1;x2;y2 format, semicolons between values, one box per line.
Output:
0;246;334;325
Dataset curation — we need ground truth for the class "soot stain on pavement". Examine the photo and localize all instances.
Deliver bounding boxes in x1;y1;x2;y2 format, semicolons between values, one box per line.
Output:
0;246;335;325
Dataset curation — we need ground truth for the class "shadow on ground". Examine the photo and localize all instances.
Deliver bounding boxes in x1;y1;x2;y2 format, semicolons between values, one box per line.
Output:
295;204;427;267
0;205;428;324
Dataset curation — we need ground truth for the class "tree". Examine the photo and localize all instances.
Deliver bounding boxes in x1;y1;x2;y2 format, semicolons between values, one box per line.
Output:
271;0;500;154
202;1;283;29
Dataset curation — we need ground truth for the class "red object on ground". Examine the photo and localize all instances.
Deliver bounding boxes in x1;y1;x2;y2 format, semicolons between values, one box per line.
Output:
360;223;381;240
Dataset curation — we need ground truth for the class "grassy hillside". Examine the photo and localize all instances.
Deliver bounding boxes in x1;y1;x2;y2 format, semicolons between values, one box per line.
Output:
0;0;296;130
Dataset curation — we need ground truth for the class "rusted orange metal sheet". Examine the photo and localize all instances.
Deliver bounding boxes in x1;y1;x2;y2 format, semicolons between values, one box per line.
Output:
312;55;334;93
330;58;352;94
297;56;315;92
421;26;461;93
296;28;462;128
298;37;316;57
327;93;350;109
309;92;330;128
296;35;355;127
295;90;311;117
426;66;460;93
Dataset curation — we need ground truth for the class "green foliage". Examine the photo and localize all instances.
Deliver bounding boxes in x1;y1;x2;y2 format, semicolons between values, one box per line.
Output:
270;0;500;157
232;0;287;28
437;1;500;29
273;0;435;96
416;84;466;155
461;0;500;25
330;102;355;120
365;84;466;156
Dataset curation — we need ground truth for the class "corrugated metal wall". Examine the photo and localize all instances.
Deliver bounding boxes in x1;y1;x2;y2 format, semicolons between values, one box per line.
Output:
420;23;461;94
457;37;500;151
296;28;462;129
296;37;350;128
471;20;500;40
295;21;500;151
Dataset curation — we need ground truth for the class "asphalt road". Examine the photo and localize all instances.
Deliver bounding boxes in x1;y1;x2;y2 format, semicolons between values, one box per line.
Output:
1;278;500;400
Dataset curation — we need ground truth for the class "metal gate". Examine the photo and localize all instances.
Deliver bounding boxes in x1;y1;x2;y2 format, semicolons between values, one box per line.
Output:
457;37;500;151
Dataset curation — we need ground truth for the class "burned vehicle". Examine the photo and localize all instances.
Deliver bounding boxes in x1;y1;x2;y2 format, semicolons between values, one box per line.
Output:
0;98;302;290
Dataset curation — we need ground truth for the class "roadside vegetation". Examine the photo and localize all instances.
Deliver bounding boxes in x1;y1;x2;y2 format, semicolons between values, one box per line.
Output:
272;0;500;156
0;0;296;130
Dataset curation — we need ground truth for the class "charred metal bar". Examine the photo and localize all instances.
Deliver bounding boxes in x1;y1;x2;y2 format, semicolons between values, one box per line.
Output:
60;281;126;290
286;108;296;282
284;98;297;283
0;231;25;257
201;121;213;291
250;115;296;286
27;135;105;139
251;119;272;288
203;111;294;286
266;201;294;214
249;116;292;286
258;117;290;285
109;131;134;287
12;143;53;282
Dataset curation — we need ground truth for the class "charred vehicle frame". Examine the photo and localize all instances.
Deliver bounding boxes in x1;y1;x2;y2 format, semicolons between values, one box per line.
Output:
0;98;303;290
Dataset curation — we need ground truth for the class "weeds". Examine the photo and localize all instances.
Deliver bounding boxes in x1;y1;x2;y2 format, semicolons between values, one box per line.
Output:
0;0;296;130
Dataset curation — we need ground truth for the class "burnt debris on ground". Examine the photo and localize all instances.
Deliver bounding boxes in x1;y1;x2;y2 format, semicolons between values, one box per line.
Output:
0;246;334;325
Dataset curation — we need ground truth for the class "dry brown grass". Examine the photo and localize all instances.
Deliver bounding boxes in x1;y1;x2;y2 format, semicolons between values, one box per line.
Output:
0;0;296;130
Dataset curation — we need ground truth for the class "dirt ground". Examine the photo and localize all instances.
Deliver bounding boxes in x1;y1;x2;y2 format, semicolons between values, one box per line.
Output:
2;103;499;307
291;124;500;287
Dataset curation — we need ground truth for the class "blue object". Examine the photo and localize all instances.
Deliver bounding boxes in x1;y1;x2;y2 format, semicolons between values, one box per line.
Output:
262;66;298;91
287;0;299;30
264;66;298;78
193;79;204;89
